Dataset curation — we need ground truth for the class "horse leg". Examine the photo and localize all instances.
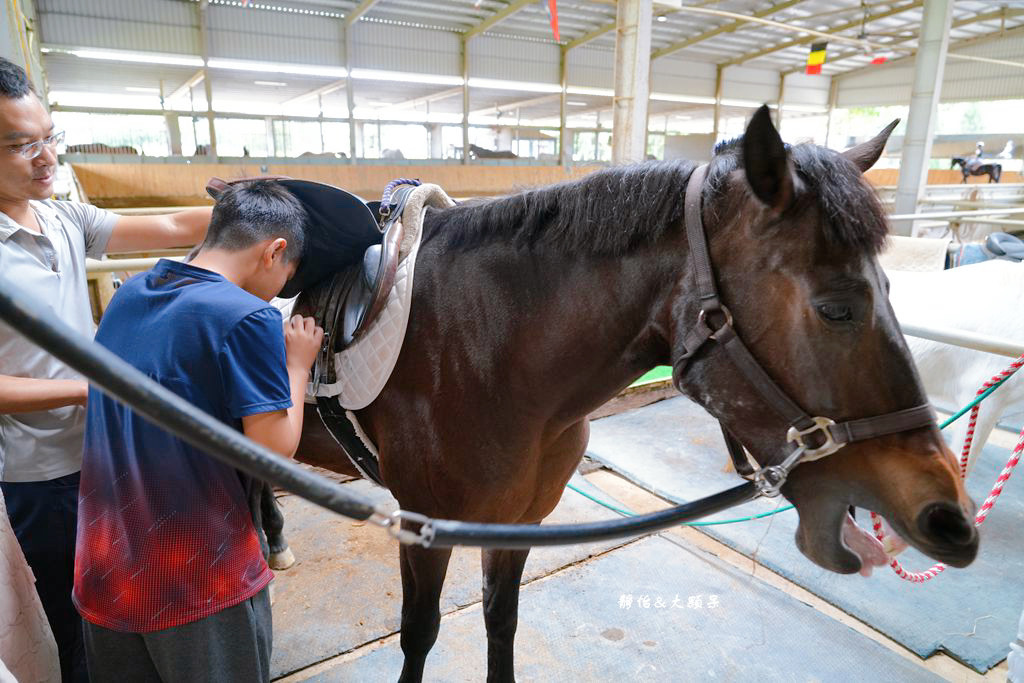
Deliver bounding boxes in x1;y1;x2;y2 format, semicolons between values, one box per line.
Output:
260;484;295;570
398;544;453;683
480;548;531;683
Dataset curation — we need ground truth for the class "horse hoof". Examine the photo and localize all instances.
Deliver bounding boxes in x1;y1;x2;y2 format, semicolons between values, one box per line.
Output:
270;547;296;570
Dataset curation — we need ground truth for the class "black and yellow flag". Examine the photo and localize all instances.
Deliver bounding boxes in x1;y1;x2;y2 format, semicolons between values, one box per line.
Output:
806;42;827;75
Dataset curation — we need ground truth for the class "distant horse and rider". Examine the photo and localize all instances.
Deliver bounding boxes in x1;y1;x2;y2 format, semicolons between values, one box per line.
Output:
951;141;1003;183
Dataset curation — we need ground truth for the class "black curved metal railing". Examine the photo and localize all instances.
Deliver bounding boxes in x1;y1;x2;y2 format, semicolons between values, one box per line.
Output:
0;274;759;549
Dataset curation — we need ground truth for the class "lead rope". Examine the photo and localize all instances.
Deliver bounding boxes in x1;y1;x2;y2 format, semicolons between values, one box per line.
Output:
870;354;1024;582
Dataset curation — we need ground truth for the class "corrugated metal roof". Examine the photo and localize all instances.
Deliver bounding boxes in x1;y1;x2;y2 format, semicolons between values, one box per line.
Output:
34;0;1024;124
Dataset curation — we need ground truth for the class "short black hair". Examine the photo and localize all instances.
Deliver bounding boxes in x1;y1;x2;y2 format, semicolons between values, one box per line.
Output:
202;180;307;262
0;57;35;99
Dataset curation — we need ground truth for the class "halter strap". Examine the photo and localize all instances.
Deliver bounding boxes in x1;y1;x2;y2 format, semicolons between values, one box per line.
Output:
675;163;935;489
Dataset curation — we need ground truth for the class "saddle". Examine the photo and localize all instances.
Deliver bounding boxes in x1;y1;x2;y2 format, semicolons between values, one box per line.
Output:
206;176;400;342
308;182;455;487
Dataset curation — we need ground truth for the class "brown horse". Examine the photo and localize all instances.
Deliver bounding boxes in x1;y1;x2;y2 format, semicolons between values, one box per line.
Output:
294;106;978;682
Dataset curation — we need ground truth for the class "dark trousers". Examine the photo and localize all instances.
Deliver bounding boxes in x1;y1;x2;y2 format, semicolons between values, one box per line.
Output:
82;588;272;683
1;471;88;683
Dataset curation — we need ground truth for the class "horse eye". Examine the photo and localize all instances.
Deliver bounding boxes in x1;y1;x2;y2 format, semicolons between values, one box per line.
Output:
817;302;853;323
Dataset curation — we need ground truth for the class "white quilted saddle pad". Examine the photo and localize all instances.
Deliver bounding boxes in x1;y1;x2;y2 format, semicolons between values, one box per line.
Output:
307;183;455;409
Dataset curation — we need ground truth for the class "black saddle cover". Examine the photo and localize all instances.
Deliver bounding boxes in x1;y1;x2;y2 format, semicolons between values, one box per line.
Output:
276;179;382;299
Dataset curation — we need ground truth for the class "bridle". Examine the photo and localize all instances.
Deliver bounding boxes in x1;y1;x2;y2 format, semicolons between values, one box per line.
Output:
672;164;936;497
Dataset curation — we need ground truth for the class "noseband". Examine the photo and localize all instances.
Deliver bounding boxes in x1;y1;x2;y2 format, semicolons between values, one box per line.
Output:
672;164;935;496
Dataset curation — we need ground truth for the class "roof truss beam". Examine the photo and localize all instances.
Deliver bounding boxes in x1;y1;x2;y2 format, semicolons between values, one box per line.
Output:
834;20;1024;80
166;69;205;103
465;0;535;39
720;0;923;68
800;8;1024;77
387;86;464;111
282;79;346;106
652;0;805;60
345;0;381;26
471;92;560;116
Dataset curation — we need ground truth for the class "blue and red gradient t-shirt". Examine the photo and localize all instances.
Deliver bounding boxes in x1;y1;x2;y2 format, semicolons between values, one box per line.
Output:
74;259;291;633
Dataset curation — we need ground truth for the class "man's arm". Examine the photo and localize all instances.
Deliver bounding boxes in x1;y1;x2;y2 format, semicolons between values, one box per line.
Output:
104;207;213;253
242;316;322;458
0;375;87;413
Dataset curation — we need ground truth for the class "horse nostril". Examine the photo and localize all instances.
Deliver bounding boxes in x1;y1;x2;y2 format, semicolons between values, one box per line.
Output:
916;503;975;546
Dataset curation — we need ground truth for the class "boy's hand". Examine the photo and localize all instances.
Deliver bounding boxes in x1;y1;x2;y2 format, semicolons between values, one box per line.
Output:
284;315;323;372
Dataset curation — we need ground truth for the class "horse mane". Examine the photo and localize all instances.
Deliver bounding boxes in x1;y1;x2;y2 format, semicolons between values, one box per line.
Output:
708;137;890;254
422;160;698;256
424;137;888;256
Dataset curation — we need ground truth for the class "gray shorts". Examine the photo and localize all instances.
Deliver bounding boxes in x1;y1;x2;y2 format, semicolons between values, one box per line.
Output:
82;588;271;683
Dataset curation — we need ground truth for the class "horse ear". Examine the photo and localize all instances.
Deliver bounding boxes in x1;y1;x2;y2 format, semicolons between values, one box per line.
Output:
742;104;795;212
840;119;900;173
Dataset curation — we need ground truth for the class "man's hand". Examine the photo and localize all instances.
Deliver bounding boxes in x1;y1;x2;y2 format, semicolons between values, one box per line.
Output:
284;315;323;372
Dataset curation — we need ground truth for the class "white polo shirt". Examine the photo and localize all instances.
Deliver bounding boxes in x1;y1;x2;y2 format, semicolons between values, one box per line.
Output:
0;199;117;482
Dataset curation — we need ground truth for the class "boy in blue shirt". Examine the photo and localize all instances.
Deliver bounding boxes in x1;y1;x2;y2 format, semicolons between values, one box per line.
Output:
74;180;323;682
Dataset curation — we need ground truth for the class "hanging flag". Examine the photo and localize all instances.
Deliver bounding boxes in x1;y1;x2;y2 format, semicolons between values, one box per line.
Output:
870;51;893;65
805;41;827;75
538;0;560;42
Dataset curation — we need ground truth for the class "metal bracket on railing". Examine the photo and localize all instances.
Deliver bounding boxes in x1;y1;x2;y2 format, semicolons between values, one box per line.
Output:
370;508;436;547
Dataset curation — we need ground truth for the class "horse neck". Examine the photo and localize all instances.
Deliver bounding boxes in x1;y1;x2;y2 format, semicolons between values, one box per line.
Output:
417;238;678;421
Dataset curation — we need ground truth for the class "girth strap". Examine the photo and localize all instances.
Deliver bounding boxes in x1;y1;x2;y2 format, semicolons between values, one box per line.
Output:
316;396;386;487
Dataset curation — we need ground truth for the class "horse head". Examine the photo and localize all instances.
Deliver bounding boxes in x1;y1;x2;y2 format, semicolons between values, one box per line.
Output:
669;106;977;575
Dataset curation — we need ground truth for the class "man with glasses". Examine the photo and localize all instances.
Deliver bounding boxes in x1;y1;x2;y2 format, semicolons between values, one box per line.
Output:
0;57;212;682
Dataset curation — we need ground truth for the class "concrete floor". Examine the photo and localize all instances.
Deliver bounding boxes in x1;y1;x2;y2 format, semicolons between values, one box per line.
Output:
268;431;1015;683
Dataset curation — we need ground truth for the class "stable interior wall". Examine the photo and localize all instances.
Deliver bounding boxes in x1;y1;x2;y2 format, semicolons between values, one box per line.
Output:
70;163;1020;209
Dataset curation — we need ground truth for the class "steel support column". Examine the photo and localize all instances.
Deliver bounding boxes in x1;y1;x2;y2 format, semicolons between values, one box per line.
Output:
776;73;785;129
611;0;652;164
344;23;357;163
461;36;470;165
559;45;568;166
892;0;954;236
198;0;218;161
711;65;723;144
824;77;838;148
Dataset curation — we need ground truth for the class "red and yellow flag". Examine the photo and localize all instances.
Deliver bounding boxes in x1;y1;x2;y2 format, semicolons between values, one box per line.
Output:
805;41;827;75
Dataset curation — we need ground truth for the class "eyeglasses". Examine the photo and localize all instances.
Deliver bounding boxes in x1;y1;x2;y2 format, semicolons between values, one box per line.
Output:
7;131;65;160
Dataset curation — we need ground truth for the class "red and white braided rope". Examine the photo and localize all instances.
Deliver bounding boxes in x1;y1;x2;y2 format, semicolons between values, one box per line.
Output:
960;356;1024;477
870;354;1024;583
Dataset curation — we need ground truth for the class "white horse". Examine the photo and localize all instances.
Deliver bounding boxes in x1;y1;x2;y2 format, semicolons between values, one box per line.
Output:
886;259;1024;475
